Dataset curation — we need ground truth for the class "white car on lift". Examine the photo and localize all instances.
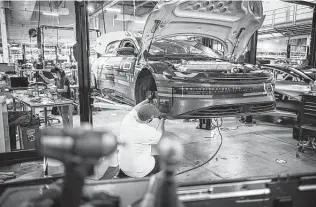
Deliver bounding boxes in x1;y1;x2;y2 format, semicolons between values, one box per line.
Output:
91;0;276;119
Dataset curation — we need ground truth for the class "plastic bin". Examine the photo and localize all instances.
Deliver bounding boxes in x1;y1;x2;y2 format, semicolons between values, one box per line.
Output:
20;124;40;150
8;111;40;150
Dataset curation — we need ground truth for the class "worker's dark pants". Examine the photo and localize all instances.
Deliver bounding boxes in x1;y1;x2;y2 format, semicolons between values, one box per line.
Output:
117;155;161;178
58;106;69;126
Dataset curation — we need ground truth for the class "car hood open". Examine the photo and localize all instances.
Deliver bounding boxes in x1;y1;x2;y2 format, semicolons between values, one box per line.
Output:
141;0;265;61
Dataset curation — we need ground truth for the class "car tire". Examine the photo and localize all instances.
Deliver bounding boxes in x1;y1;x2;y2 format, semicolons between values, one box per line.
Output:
136;75;157;104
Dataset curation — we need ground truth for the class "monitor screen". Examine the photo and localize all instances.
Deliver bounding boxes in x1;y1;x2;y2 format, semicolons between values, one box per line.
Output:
10;77;29;88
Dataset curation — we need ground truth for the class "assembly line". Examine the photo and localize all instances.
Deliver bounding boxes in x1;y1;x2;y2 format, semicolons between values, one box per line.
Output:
0;1;316;207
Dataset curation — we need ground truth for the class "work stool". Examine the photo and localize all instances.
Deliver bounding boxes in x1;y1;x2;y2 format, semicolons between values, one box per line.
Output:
296;94;316;158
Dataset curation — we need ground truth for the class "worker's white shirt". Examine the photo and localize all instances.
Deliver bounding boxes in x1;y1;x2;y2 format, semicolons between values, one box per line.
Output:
118;109;162;178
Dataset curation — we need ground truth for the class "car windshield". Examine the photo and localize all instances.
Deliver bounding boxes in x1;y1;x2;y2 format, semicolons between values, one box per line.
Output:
147;36;224;60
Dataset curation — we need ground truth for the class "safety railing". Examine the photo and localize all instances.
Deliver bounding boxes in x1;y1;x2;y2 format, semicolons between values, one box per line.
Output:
263;5;313;27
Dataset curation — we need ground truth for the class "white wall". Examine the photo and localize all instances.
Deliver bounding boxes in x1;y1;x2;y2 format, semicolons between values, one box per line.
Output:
92;13;124;34
126;21;145;32
257;38;288;52
7;1;76;45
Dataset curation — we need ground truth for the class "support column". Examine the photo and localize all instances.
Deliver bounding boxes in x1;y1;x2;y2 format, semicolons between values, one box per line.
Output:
75;1;92;125
309;6;316;67
55;46;58;64
246;31;258;65
244;31;258;124
0;1;9;63
286;38;291;59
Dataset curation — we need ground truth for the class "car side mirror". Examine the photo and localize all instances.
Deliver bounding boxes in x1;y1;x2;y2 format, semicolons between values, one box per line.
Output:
117;47;136;56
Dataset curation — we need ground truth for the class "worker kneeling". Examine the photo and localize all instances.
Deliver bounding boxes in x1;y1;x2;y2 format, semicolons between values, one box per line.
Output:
117;99;165;178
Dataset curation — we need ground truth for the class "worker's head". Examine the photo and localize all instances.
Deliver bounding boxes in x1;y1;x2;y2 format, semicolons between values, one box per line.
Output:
51;67;65;80
136;103;161;123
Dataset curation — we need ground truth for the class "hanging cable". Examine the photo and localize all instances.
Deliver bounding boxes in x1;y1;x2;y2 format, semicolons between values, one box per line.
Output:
37;1;42;63
123;3;125;31
56;4;59;64
38;1;40;29
101;2;106;34
133;0;136;16
176;118;223;176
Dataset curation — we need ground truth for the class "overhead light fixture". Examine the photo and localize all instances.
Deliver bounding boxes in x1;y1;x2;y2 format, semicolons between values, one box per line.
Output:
87;5;95;13
105;8;121;13
134;20;146;24
42;12;59;16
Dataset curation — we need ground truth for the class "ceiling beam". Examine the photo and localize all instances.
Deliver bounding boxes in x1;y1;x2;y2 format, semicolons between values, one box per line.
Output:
90;0;121;18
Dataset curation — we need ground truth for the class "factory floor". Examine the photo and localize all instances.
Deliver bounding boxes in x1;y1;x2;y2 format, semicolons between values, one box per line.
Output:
2;108;316;184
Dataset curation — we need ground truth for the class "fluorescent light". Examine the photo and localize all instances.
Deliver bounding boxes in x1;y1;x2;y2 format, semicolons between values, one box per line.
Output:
105;8;121;13
87;5;94;13
42;12;59;16
134;20;146;24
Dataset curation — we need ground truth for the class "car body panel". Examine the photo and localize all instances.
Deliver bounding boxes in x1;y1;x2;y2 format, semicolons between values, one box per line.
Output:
261;64;315;113
92;33;276;118
274;80;310;100
141;0;265;61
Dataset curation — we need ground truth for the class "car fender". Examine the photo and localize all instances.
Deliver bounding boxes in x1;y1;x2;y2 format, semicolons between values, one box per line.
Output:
133;62;167;85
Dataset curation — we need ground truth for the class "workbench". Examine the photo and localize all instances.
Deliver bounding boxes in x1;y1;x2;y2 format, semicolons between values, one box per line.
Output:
11;94;74;128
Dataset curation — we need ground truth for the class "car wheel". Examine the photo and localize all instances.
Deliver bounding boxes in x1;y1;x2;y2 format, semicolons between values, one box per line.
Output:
136;75;158;106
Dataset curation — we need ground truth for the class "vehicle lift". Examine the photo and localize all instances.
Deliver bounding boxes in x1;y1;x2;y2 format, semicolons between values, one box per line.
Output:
198;31;259;130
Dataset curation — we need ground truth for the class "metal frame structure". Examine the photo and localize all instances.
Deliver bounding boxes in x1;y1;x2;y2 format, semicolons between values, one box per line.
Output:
75;1;92;124
283;0;316;67
310;6;316;67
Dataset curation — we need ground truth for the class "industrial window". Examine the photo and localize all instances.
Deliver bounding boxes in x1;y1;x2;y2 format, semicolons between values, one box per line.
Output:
105;41;120;54
119;40;138;53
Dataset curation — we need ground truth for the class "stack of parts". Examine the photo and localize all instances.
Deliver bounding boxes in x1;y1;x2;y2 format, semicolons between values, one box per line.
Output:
0;172;16;183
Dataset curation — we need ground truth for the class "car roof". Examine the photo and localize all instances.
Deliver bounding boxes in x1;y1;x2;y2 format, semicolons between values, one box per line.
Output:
94;31;142;55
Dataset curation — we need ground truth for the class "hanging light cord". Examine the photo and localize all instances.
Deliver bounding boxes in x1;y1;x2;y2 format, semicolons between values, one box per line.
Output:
102;3;106;34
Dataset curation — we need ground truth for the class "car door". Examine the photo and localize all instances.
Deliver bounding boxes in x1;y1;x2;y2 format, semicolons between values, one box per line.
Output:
95;40;120;92
272;69;311;101
113;39;138;101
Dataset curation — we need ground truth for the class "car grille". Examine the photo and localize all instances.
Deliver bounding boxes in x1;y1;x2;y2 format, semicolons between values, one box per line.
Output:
177;102;276;118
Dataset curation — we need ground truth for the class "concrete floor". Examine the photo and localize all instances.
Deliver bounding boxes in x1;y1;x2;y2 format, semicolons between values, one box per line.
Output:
3;108;316;184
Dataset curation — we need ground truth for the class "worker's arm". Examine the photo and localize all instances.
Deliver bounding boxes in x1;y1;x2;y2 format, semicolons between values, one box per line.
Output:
139;120;165;145
56;85;68;93
56;78;70;93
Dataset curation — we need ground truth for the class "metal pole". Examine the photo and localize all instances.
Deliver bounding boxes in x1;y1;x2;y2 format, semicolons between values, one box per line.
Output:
244;31;258;124
0;1;9;63
287;38;291;59
247;31;258;65
75;1;92;125
309;6;316;67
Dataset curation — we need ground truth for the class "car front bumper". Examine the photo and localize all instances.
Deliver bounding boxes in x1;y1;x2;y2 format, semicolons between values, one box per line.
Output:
169;96;275;118
156;83;276;118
